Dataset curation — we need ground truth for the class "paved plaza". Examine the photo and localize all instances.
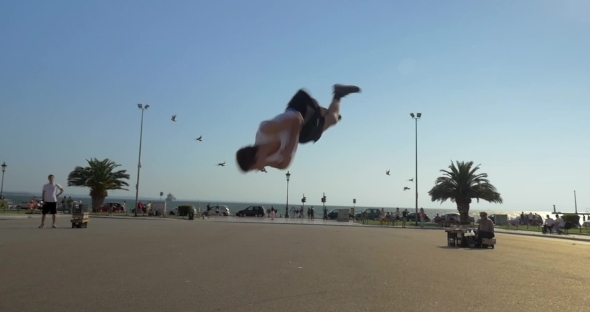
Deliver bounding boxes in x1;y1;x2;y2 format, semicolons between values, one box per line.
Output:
1;217;589;312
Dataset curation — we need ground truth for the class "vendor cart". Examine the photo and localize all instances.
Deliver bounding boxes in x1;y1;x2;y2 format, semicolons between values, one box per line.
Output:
71;203;89;228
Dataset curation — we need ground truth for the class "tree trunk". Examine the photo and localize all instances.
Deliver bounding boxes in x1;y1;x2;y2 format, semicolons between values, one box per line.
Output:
91;196;105;212
457;202;471;225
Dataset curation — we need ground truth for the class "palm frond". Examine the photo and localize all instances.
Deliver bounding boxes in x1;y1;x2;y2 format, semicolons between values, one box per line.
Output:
428;160;502;205
67;158;131;198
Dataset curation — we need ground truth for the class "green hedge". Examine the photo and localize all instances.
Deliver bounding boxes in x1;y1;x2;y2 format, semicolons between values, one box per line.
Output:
177;205;194;217
561;213;580;226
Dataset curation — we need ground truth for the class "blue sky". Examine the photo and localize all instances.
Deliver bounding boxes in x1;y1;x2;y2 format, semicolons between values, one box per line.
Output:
1;0;589;212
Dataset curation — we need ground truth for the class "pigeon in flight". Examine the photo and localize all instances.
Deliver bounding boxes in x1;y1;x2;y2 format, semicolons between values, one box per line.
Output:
403;187;411;191
195;136;202;141
217;162;226;167
408;178;414;182
386;170;390;176
171;115;177;122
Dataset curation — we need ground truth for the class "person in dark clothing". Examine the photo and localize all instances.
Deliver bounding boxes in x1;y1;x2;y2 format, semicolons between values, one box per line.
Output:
476;212;495;247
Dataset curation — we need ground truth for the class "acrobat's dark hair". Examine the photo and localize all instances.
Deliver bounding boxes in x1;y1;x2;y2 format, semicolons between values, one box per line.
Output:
236;145;259;172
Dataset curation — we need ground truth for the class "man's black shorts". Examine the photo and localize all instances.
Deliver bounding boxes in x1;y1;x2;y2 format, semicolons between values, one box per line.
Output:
286;89;325;144
42;202;57;215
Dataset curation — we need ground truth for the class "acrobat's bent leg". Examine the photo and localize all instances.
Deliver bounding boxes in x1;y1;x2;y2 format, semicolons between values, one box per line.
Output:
322;84;360;132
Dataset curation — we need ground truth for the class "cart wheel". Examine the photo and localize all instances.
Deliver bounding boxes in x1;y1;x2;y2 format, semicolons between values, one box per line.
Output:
83;223;88;228
491;244;495;249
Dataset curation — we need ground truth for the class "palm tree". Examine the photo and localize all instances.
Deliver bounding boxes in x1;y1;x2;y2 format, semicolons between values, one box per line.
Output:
428;161;502;224
67;158;131;211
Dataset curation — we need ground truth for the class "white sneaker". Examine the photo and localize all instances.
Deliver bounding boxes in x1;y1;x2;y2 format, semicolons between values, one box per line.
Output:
52;224;57;228
39;224;44;228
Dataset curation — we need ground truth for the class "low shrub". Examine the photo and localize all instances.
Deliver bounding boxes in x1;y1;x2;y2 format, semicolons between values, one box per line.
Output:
561;213;580;226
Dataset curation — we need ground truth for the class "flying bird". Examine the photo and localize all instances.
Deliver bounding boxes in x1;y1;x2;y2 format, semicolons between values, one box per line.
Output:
386;170;390;176
217;162;226;167
403;187;411;191
171;115;177;122
195;136;202;141
408;178;414;182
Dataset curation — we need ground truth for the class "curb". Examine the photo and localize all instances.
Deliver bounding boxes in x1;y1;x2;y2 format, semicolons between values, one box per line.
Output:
89;216;182;221
205;218;444;229
206;219;364;227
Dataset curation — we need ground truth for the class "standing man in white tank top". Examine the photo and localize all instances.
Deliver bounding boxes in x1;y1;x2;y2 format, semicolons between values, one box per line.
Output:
236;84;361;172
40;174;64;228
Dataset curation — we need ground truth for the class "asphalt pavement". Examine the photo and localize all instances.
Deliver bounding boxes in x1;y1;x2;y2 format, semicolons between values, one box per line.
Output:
1;217;589;312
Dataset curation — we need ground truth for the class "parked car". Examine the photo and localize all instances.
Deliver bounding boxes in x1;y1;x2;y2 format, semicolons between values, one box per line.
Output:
211;205;230;216
15;201;31;210
441;213;474;223
327;209;353;220
354;208;381;220
236;206;266;217
14;200;43;210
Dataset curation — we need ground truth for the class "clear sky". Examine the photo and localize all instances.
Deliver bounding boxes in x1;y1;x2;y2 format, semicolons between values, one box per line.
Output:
1;0;589;212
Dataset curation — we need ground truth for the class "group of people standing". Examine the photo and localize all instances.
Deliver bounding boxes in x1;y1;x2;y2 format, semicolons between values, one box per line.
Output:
288;206;315;219
380;207;418;228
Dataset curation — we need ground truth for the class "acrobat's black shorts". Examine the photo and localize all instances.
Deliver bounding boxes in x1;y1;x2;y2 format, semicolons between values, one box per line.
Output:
42;202;57;215
285;89;325;144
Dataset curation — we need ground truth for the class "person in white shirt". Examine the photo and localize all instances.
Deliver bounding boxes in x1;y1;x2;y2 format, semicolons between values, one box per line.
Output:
554;215;565;234
40;174;64;228
543;215;555;234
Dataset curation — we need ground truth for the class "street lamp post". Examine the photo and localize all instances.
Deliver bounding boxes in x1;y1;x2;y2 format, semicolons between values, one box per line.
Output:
322;193;327;220
285;171;291;218
574;190;578;214
410;113;421;226
302;194;306;218
134;104;150;217
0;162;6;198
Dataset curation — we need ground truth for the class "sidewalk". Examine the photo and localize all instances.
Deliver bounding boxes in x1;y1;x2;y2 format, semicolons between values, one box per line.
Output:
206;217;590;242
495;228;590;242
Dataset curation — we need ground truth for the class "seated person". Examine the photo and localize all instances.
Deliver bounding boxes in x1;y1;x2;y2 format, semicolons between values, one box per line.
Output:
554;215;565;234
543;214;554;234
476;212;495;247
434;214;442;224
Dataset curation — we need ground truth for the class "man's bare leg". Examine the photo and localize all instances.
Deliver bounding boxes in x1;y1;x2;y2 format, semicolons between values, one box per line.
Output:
322;98;341;131
322;84;360;131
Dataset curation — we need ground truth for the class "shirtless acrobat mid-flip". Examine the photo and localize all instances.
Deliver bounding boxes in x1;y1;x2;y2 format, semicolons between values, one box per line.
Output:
236;84;361;172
